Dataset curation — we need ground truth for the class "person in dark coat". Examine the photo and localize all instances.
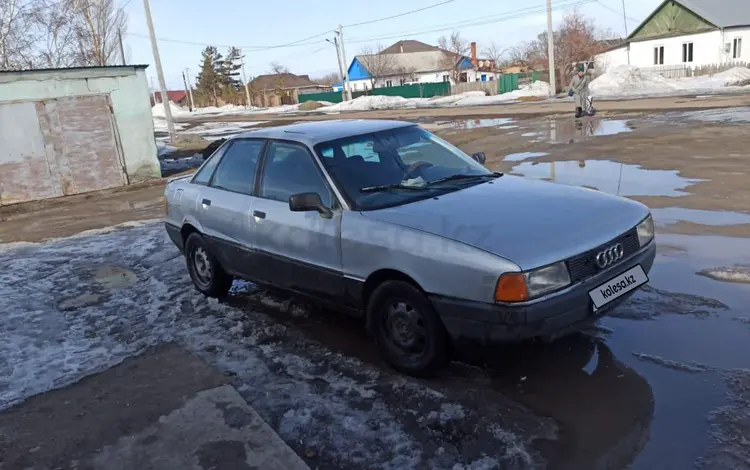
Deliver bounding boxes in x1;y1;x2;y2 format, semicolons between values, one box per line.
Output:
568;64;590;118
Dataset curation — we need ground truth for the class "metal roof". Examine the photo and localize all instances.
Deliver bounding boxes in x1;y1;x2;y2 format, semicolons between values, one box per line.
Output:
355;50;461;76
0;64;149;74
234;120;415;145
678;0;750;28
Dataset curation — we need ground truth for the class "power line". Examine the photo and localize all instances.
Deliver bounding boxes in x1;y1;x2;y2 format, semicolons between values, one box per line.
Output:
347;0;595;44
594;0;638;23
124;32;326;51
344;0;457;28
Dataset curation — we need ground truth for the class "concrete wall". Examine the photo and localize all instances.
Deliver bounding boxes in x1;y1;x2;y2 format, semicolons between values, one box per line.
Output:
0;67;159;181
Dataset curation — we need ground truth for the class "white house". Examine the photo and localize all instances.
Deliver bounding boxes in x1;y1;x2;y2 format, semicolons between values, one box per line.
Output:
333;40;497;92
596;0;749;72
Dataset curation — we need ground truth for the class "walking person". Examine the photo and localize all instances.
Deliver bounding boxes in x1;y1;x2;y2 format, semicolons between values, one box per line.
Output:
568;64;590;118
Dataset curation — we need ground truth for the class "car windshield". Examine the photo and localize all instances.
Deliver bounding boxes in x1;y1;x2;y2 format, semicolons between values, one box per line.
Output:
314;126;493;210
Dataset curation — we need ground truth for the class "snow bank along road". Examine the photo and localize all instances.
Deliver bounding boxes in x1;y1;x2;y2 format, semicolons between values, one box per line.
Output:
2;219;749;469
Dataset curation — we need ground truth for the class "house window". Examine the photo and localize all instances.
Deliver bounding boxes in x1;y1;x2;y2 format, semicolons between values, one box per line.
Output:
734;38;743;59
442;74;450;82
653;46;664;65
682;42;693;63
385;80;393;87
481;74;487;82
489;75;495;81
399;78;406;86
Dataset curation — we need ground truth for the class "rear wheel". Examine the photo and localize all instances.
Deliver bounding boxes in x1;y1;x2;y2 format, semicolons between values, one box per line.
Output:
185;232;232;298
369;281;448;377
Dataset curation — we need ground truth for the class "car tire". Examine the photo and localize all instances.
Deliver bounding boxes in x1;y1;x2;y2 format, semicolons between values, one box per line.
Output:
369;280;448;377
184;232;232;298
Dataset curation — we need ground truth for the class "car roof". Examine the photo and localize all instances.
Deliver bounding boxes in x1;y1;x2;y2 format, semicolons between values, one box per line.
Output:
231;119;416;146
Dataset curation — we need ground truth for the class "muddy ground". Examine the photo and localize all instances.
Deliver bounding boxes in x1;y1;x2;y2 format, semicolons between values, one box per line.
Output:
1;99;750;469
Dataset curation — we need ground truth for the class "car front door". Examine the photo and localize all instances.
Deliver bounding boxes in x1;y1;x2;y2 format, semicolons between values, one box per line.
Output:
252;140;345;303
199;138;266;275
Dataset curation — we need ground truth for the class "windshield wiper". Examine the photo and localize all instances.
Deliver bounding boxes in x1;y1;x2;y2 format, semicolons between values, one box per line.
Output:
360;183;431;193
426;172;503;186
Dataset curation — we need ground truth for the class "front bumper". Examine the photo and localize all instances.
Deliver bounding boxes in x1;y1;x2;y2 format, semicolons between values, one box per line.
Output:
430;241;656;345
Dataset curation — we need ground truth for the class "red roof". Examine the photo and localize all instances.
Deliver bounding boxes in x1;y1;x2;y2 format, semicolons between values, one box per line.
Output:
152;91;187;103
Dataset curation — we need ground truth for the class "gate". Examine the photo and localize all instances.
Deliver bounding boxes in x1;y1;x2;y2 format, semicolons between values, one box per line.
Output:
0;94;126;206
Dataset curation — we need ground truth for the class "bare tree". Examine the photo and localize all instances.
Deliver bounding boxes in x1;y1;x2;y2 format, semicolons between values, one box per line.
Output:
482;41;506;70
312;71;340;86
437;32;469;84
68;0;127;66
0;0;35;69
31;0;77;68
357;44;396;89
270;62;289;74
514;9;609;89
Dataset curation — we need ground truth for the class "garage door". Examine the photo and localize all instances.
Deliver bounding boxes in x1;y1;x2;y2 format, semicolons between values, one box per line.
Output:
0;95;126;206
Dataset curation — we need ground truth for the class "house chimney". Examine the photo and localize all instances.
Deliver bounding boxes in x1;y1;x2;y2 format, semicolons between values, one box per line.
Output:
400;42;404;53
470;42;477;66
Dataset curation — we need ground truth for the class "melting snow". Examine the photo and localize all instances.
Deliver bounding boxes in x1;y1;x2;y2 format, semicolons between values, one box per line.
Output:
590;66;750;98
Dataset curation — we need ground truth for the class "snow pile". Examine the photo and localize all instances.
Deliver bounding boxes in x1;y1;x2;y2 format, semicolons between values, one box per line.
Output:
590;66;678;97
151;101;190;118
591;65;750;98
416;91;487;107
319;95;415;112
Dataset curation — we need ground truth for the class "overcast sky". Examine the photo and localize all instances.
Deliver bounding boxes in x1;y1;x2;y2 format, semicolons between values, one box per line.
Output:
123;0;662;90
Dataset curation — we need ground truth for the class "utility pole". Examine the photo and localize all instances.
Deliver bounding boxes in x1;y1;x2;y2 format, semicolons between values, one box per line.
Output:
118;28;126;66
240;54;252;108
622;0;631;64
182;71;193;112
546;0;557;96
327;37;346;101
337;24;352;101
143;0;176;142
185;68;196;111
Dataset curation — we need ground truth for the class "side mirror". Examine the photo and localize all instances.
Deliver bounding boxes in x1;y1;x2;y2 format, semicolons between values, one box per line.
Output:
471;152;486;165
289;192;333;219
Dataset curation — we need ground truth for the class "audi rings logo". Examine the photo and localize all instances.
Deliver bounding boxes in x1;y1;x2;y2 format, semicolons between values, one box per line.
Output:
595;243;625;268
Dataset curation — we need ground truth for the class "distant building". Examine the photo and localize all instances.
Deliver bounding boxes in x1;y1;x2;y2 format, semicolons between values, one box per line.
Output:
151;90;188;106
0;65;160;206
595;0;749;72
249;73;330;106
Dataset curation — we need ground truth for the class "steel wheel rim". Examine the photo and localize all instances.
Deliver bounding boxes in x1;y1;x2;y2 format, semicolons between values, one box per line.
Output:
193;246;212;285
382;300;429;360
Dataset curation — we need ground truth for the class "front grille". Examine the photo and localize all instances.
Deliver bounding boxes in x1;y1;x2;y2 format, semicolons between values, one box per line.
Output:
566;228;640;284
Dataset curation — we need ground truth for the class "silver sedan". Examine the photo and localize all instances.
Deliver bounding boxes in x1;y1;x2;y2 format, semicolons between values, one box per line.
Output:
164;119;655;376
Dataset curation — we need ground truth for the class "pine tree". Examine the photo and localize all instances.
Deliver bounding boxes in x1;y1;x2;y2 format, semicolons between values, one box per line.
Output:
195;46;222;106
222;47;244;91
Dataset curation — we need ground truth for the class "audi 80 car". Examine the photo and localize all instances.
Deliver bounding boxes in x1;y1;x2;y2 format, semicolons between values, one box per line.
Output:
164;120;655;376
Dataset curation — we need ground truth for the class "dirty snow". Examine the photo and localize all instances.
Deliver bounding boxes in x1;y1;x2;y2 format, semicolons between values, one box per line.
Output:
160;154;204;174
697;266;750;284
632;353;712;373
0;223;545;469
590;65;750;98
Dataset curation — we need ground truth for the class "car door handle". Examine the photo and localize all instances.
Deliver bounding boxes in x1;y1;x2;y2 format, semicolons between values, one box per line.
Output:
201;198;211;206
253;210;266;219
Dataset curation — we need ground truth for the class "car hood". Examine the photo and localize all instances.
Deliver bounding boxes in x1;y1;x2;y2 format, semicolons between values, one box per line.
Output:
362;175;650;270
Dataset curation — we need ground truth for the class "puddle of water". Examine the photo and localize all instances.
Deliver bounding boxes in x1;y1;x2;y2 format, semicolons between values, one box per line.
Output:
433;118;516;130
510;160;705;197
94;266;138;290
652;208;750;227
503;152;549;162
531;118;633;144
679;107;750;124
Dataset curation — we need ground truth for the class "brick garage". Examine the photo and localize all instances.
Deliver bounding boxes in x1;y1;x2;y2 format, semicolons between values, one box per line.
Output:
0;65;160;206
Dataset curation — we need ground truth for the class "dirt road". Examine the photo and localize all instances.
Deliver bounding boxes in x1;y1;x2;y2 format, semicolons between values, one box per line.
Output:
1;100;750;469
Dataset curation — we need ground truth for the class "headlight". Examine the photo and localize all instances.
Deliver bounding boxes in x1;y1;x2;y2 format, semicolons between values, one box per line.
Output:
495;261;571;302
637;214;654;247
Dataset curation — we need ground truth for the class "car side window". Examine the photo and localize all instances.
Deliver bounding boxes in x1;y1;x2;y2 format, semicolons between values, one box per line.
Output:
209;139;265;195
260;142;332;207
192;144;227;185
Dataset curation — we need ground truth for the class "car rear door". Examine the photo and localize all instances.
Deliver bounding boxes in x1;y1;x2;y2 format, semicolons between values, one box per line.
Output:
199;138;266;275
251;140;346;303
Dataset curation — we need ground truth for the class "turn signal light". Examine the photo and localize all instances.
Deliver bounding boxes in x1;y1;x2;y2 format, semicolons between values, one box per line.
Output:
495;273;529;302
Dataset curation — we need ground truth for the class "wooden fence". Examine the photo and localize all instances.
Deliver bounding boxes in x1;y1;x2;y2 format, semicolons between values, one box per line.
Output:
642;61;749;79
451;81;498;96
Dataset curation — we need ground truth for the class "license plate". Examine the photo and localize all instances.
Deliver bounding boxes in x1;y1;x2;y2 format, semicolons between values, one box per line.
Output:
589;265;649;310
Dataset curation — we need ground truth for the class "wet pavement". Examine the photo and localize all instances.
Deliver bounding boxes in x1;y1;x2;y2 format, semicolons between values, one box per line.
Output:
509;160;705;197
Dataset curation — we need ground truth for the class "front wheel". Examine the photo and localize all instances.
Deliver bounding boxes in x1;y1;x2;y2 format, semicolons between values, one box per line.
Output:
184;232;233;298
369;281;448;377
